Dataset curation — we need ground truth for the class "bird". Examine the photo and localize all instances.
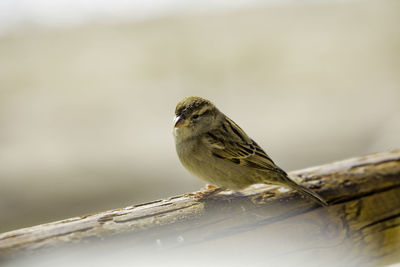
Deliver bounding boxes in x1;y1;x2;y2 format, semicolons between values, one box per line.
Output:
173;96;328;206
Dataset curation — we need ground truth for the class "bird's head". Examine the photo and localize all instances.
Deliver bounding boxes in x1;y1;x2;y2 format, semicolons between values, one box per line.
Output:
173;96;221;140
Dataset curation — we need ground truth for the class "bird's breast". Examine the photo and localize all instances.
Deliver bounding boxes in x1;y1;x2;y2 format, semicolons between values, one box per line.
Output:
175;139;256;190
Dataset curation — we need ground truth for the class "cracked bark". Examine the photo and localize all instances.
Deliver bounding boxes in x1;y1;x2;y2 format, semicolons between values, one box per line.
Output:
0;150;399;266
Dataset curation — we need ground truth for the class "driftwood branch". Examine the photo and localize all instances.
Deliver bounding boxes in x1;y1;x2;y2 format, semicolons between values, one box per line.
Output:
1;150;400;266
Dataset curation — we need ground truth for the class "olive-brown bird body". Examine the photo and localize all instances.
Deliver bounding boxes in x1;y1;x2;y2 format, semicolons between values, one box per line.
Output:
173;96;327;206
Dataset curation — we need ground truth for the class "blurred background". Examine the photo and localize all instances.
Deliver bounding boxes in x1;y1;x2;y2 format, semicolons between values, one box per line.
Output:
0;0;399;233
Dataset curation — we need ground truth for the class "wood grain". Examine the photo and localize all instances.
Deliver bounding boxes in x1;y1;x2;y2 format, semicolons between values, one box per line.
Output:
1;150;399;266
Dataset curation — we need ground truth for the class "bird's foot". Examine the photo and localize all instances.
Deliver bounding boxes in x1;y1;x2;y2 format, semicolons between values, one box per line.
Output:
184;184;225;199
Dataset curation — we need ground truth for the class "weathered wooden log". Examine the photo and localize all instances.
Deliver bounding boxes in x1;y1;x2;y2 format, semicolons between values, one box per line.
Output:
1;150;399;266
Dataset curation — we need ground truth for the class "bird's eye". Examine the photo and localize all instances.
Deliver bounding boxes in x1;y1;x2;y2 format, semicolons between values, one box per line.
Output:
192;114;199;119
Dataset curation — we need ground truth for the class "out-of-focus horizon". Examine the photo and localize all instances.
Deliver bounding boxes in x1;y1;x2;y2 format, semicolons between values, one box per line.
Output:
1;0;399;233
0;0;264;35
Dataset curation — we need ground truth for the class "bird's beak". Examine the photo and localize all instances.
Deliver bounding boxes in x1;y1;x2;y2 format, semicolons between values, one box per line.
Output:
174;115;187;128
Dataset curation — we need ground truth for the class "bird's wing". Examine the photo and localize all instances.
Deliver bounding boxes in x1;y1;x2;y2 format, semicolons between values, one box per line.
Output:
203;117;280;173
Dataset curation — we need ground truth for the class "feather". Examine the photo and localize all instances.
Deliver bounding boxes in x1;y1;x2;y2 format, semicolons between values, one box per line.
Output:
203;118;278;173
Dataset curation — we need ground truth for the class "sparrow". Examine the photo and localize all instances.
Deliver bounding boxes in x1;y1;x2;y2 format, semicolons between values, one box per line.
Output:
173;96;327;206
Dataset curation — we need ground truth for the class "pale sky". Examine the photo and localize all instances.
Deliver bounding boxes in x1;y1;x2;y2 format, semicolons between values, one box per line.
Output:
0;0;264;33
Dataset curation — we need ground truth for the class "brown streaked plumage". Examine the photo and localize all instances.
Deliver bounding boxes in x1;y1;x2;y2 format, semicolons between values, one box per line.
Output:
173;96;328;206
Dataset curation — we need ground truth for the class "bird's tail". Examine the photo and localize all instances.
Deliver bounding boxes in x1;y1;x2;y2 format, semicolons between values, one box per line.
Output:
281;175;328;206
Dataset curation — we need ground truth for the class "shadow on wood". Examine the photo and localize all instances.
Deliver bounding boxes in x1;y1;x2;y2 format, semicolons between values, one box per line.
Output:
1;150;399;266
